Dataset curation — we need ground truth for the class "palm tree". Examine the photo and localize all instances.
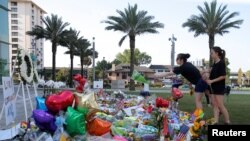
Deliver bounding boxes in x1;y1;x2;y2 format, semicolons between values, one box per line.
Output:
62;28;80;87
26;14;69;81
103;4;164;90
74;38;98;77
183;0;243;66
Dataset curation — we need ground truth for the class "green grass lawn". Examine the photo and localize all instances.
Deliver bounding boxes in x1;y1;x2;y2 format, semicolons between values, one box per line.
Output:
126;92;250;124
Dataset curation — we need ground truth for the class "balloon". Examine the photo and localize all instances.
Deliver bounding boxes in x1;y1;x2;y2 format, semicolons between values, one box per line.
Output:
46;90;74;113
87;118;112;136
32;110;57;133
156;97;169;108
73;74;86;93
65;107;86;136
172;87;183;100
76;107;89;115
36;96;47;111
75;92;99;109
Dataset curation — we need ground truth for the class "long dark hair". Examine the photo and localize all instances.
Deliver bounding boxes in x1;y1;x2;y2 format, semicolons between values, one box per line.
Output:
212;46;226;60
176;53;190;63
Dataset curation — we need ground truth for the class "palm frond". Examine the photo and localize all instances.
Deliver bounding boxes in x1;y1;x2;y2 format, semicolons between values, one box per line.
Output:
119;35;127;46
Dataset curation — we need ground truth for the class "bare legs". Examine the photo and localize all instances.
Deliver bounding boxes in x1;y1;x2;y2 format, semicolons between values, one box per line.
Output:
195;92;204;109
211;94;230;124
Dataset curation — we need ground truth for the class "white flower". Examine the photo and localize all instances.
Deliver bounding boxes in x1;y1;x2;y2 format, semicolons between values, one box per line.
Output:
20;50;34;83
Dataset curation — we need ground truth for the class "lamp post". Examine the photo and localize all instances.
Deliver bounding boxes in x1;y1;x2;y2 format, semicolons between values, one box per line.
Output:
102;57;105;81
92;37;95;81
169;34;177;68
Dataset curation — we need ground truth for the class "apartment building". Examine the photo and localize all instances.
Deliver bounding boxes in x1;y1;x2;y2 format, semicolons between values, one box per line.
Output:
8;0;46;71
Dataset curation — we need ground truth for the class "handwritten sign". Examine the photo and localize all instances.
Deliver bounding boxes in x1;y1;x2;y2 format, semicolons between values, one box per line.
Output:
93;81;103;89
2;77;16;125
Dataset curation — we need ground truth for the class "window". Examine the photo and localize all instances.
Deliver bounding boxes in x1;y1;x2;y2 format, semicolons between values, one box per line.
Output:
11;20;18;24
11;2;17;6
11;26;18;30
12;32;18;36
32;9;34;14
32;21;34;26
116;73;119;76
12;56;17;60
158;70;163;72
32;16;34;20
40;10;43;14
11;7;17;12
12;38;18;42
32;4;34;8
109;73;112;76
12;44;18;48
40;16;43;19
122;72;127;79
12;50;18;54
11;14;18;18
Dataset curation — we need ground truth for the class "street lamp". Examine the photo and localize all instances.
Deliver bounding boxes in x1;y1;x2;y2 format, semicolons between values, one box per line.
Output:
169;34;177;68
92;37;95;81
102;57;106;81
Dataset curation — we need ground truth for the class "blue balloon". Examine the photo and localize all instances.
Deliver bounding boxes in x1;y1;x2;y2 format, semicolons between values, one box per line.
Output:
36;96;47;111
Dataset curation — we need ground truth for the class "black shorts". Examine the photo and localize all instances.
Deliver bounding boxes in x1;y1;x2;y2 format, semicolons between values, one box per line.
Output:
209;85;225;95
195;79;208;93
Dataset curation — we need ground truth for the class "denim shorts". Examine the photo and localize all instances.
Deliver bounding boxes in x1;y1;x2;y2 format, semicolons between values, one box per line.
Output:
195;79;208;93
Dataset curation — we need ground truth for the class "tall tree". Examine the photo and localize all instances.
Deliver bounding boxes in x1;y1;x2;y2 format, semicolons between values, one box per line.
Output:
183;0;243;66
62;28;80;87
115;48;152;66
26;14;69;80
103;4;164;90
74;38;98;77
238;68;243;86
96;59;112;80
246;70;250;85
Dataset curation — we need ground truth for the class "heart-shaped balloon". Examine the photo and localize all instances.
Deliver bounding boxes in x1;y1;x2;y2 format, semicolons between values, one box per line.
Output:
75;92;99;109
172;88;183;100
33;110;57;133
73;74;86;93
36;96;47;111
46;90;74;113
156;97;169;108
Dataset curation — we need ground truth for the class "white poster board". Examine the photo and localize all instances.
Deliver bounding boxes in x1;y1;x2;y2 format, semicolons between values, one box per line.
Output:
93;81;103;89
2;77;16;125
111;80;125;89
143;83;149;92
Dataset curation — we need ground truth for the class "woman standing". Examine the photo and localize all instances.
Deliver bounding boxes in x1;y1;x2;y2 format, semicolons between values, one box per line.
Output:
206;46;230;124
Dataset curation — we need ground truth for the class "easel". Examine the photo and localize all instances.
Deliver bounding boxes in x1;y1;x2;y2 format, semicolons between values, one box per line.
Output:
0;49;38;122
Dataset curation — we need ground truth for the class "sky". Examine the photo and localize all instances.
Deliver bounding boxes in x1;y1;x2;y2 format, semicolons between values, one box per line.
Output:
32;0;250;72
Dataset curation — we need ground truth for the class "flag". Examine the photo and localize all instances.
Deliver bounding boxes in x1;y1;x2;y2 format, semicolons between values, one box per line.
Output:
131;70;148;84
176;124;190;141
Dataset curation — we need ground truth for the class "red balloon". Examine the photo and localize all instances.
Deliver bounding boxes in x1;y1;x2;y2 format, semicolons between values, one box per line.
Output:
45;90;74;113
172;88;183;100
73;74;82;81
156;97;169;108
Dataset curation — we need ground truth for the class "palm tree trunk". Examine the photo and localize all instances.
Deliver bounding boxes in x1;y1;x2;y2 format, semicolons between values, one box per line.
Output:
52;42;57;81
129;35;135;91
209;34;214;67
70;51;74;88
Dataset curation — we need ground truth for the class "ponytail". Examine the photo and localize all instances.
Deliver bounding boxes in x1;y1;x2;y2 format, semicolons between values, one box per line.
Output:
212;46;226;60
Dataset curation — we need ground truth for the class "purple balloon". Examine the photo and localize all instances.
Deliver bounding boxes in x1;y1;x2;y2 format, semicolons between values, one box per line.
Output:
33;110;57;133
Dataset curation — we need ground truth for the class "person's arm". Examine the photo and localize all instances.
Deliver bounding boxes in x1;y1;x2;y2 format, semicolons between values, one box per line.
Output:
207;76;226;84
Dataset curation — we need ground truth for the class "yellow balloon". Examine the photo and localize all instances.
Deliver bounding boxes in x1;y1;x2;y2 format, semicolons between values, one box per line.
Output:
74;92;99;109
